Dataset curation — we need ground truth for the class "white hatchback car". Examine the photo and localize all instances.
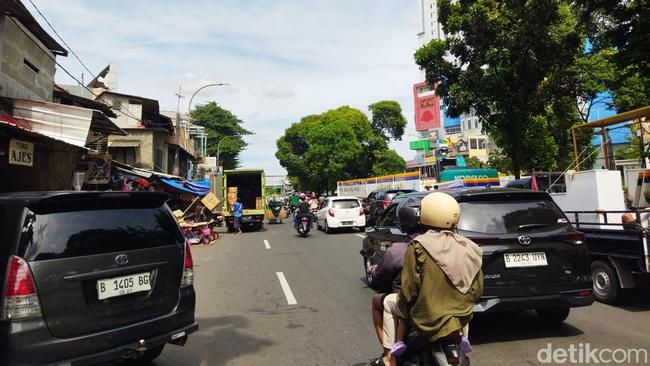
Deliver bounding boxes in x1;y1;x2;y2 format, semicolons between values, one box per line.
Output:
316;196;366;233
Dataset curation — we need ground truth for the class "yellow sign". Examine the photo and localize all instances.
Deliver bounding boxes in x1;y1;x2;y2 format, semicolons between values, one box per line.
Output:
424;156;436;163
9;139;33;166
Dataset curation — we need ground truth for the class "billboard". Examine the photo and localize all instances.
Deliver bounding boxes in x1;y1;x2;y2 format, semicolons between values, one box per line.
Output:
413;82;441;132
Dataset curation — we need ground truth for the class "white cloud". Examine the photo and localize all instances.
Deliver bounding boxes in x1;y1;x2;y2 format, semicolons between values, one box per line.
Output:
260;82;295;99
34;0;422;175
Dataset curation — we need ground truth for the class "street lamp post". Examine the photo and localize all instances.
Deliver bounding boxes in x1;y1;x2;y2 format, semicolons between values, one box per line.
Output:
187;83;230;114
216;136;232;171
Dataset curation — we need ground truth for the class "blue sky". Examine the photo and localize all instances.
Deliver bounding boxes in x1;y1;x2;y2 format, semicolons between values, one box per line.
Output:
34;0;423;175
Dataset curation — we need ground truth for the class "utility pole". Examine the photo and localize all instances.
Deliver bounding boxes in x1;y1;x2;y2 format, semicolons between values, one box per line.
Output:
174;85;185;176
175;85;185;144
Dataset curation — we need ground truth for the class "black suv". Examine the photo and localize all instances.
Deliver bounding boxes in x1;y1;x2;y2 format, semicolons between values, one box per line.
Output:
362;189;593;323
0;192;198;365
363;189;415;227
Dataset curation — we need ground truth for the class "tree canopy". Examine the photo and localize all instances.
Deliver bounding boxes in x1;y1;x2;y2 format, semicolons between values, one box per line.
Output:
415;0;586;178
189;102;252;169
276;103;407;193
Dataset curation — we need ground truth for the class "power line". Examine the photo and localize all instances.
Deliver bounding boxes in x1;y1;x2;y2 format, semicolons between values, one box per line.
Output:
26;0;97;81
6;15;172;128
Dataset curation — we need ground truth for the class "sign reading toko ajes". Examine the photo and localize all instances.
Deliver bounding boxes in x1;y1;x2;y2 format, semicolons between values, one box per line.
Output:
8;139;34;166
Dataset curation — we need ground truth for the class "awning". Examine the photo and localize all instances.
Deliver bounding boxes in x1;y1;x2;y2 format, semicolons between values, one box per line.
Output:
108;140;141;148
112;160;183;180
159;179;210;196
11;98;126;149
91;110;126;136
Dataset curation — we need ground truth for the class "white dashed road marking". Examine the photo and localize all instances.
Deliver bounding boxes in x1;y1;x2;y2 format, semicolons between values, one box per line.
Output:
276;272;297;305
264;239;271;249
356;234;367;238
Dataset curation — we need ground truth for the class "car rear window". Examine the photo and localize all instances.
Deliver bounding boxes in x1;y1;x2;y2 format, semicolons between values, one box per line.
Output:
332;199;360;209
382;190;413;200
457;200;566;234
20;206;183;261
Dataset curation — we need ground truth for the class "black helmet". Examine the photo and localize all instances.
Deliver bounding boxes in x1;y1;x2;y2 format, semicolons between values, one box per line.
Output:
396;196;421;234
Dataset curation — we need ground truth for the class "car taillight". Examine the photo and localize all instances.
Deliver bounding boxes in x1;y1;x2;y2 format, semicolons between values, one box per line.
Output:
181;241;194;288
578;290;592;297
359;207;364;216
556;232;585;245
328;209;335;217
1;256;42;320
382;200;391;208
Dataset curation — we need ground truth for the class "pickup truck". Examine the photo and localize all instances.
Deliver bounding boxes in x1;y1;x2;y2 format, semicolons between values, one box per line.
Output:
567;210;650;303
222;169;266;231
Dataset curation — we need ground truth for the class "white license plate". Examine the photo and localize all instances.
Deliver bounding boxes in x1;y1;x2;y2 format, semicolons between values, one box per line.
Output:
504;252;548;268
97;272;151;300
341;221;354;225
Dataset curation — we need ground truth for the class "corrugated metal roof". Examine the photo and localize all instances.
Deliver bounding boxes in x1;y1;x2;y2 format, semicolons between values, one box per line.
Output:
11;98;126;148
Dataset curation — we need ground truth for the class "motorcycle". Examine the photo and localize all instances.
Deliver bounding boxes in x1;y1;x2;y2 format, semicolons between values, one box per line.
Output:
268;202;284;224
296;215;311;237
395;330;469;366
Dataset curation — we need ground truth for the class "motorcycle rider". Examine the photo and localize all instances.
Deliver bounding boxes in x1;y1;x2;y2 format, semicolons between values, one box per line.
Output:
367;196;421;366
294;193;312;228
390;192;483;365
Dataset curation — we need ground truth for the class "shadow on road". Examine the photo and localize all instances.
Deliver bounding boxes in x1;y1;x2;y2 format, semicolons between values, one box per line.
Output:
152;315;274;366
611;283;650;312
470;310;583;345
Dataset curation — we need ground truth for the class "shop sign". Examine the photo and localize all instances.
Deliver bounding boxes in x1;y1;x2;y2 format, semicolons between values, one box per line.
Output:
8;139;34;166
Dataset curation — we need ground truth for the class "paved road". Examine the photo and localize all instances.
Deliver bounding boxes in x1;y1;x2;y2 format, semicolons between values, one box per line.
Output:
150;223;650;366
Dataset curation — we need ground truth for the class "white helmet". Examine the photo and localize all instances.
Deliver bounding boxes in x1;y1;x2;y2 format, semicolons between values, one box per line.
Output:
420;192;460;230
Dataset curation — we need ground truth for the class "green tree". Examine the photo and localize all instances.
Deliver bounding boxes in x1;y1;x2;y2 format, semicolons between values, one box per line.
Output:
189;102;252;169
372;150;407;176
464;156;484;169
276;103;406;192
487;152;512;175
368;101;407;140
415;0;583;178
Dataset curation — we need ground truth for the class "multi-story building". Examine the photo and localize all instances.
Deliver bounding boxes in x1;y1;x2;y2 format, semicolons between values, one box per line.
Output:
408;0;491;173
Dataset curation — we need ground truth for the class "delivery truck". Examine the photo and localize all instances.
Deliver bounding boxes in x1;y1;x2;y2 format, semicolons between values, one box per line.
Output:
222;169;266;231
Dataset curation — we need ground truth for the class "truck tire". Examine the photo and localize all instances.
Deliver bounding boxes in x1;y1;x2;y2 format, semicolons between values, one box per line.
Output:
535;306;570;323
591;260;620;304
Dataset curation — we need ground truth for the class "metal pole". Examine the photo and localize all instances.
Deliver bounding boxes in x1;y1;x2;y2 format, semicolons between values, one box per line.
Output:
601;129;609;169
638;119;646;168
187;83;229;114
216;136;230;168
572;127;580;171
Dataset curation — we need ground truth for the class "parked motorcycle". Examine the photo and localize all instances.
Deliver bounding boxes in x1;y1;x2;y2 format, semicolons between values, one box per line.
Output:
296;215;311;237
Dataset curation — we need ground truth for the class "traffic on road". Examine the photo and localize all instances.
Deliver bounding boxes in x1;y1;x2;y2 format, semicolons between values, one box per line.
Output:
1;0;649;365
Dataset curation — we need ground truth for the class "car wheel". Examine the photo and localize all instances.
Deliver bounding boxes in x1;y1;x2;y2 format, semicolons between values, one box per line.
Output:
324;221;331;234
364;257;373;286
535;306;570;324
591;260;620;304
128;345;165;364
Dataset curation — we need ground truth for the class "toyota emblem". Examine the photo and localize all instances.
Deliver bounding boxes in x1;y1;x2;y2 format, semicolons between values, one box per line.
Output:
518;235;532;246
115;254;129;266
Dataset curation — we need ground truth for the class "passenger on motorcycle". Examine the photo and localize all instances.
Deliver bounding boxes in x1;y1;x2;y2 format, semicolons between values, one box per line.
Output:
368;196;421;366
294;194;312;228
392;192;483;366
